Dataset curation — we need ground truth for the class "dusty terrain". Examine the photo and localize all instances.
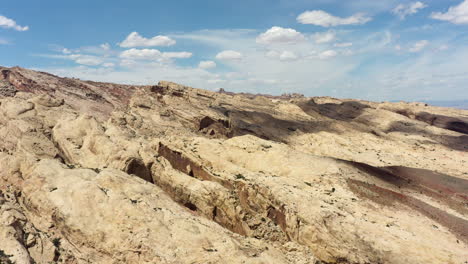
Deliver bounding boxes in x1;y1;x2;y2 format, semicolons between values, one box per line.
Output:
0;66;467;264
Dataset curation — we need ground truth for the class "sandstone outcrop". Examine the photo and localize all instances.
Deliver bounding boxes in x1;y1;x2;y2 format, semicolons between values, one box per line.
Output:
0;66;467;263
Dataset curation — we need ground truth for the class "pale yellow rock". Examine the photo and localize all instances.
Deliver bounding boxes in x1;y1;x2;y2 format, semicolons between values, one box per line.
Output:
158;135;467;263
20;159;313;264
0;67;467;264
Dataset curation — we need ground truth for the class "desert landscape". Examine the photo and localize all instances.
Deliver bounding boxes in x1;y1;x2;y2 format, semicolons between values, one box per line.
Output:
0;66;466;263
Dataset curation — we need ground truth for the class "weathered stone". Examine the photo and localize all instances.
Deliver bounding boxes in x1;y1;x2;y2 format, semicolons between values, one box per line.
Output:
0;66;467;263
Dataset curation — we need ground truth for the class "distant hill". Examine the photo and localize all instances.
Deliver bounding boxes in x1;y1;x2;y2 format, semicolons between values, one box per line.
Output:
423;100;468;110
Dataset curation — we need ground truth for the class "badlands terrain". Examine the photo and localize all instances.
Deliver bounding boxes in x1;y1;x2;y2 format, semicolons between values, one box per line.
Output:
0;66;467;264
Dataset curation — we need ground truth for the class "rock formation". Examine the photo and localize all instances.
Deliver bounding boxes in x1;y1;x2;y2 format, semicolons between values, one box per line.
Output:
0;66;467;263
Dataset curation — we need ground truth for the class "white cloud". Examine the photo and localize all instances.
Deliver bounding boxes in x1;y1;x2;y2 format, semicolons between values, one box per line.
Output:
409;40;429;52
341;49;355;56
170;29;256;49
318;50;338;60
0;15;29;31
431;0;468;24
78;44;114;55
120;48;162;60
56;45;110;56
38;52;107;66
120;59;137;68
0;38;9;45
100;43;111;50
102;62;115;68
38;27;468;102
216;50;243;60
119;32;176;48
69;54;104;66
199;60;217;69
334;42;353;48
120;48;191;61
392;2;427;19
62;48;72;54
256;26;305;44
394;40;430;53
265;50;280;59
266;50;299;61
42;29;357;96
279;51;299;61
297;10;372;27
314;31;336;44
162;52;193;58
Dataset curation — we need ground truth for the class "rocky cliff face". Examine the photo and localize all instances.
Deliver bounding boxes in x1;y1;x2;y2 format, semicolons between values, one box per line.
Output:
0;66;467;264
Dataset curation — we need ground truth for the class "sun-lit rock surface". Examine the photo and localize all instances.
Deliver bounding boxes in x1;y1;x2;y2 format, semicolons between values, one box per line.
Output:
0;66;467;263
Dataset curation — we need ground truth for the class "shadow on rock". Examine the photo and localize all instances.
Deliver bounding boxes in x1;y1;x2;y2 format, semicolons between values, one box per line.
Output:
296;99;370;121
212;106;341;143
386;120;468;151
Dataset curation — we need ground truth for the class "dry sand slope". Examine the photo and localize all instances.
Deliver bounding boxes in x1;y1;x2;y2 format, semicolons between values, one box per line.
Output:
0;66;467;264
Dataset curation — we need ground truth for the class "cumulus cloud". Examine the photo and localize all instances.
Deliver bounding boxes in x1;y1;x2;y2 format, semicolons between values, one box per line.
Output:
120;48;162;60
119;32;176;48
256;26;305;44
38;26;468;102
297;10;371;27
431;0;468;24
216;50;243;60
62;48;72;54
392;2;427;19
199;60;217;69
318;50;338;60
266;50;299;61
100;43;111;50
120;48;191;60
409;40;429;52
279;51;299;61
162;52;192;58
314;31;336;44
0;15;29;31
265;50;279;59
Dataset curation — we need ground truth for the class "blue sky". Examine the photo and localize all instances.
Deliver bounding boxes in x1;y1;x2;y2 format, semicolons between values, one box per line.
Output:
1;0;468;101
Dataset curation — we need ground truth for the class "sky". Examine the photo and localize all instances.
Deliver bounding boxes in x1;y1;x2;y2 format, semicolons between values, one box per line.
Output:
1;0;468;101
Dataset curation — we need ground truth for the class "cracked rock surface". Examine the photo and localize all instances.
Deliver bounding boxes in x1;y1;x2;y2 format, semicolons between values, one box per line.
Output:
0;66;467;263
